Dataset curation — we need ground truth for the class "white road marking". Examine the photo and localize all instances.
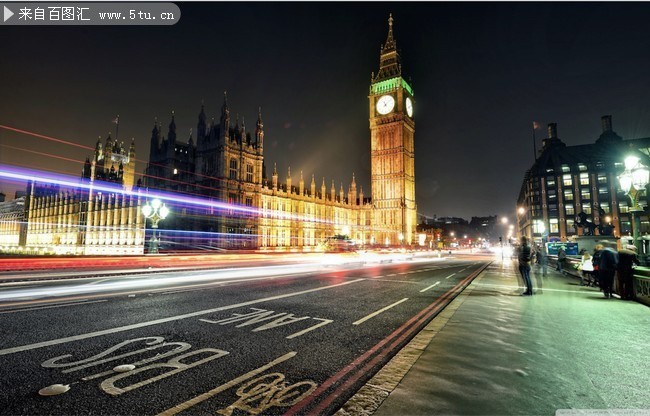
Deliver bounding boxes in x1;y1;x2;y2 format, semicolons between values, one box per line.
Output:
286;318;333;339
419;281;440;293
0;299;107;314
373;279;420;284
352;298;409;326
445;273;456;279
158;352;298;416
0;279;365;356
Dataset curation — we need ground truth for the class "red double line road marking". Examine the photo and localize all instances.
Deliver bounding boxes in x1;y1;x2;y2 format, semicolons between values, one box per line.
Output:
286;262;490;416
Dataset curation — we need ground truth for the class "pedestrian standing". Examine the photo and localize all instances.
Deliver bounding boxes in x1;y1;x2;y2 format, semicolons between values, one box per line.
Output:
617;245;639;300
599;246;618;299
537;245;548;277
580;249;594;286
592;245;603;288
517;236;533;296
556;247;567;274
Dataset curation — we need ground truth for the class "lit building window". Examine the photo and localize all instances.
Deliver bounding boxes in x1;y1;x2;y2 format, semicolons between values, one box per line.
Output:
598;188;609;195
578;164;588;172
564;190;574;201
550;219;559;233
580;173;589;185
533;219;545;234
565;204;575;216
597;174;607;184
561;165;570;173
581;188;591;200
583;205;592;214
566;219;575;233
600;202;610;213
246;164;253;182
619;201;629;213
563;174;572;186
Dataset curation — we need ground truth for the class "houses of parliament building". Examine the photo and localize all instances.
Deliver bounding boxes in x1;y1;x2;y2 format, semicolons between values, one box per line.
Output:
0;15;417;254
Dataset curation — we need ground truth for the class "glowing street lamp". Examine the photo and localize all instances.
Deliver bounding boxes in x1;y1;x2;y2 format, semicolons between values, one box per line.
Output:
142;198;170;254
618;155;649;256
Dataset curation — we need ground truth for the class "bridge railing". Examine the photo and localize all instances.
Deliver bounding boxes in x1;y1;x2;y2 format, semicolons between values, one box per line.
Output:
548;255;650;306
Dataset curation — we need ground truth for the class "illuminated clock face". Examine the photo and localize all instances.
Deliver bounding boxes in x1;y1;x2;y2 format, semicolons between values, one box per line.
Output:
376;95;395;115
405;97;413;117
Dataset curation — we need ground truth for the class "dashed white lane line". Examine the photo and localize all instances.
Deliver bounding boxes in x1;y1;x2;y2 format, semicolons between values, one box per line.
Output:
419;281;440;293
445;273;456;279
353;298;409;326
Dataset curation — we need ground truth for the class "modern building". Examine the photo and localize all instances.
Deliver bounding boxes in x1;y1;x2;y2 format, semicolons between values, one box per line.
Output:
516;116;650;251
143;15;417;250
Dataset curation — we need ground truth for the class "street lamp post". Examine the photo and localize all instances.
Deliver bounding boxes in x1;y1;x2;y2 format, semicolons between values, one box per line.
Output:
142;198;170;254
618;155;649;260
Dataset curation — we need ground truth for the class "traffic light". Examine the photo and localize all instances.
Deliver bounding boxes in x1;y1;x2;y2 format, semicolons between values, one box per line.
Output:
499;236;503;243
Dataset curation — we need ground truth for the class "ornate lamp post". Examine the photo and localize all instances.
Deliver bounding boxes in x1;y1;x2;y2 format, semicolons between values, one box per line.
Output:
618;155;649;257
142;198;170;254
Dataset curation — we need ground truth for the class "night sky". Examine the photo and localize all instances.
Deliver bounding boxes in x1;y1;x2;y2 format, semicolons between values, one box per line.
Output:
2;2;650;220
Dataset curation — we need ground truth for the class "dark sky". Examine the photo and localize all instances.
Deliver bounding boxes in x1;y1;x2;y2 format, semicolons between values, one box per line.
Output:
2;2;650;220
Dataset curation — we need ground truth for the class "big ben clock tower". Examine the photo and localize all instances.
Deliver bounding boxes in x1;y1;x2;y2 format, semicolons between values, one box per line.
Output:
370;14;416;246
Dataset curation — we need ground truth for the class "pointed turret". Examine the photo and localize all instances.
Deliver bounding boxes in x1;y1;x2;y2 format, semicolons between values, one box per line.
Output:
321;178;326;200
299;170;304;195
150;119;160;161
339;182;345;203
374;13;402;82
330;179;336;201
105;133;114;155
197;101;207;144
359;186;364;205
310;174;316;197
95;136;104;162
255;107;264;152
286;166;292;193
272;163;278;191
241;116;246;145
220;91;230;141
168;111;177;144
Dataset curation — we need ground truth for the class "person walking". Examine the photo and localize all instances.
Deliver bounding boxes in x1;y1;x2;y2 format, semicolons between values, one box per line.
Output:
557;247;567;274
517;236;533;296
617;245;639;300
580;249;594;286
599;245;618;299
537;245;548;277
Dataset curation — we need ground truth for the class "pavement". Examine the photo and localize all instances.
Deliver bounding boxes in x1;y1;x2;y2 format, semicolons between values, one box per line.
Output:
337;257;650;416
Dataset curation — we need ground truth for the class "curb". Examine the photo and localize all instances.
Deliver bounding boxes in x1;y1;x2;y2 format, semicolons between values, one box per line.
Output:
335;263;490;416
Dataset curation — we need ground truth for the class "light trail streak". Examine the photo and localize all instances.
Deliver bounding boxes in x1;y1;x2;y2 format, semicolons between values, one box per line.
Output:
0;263;324;302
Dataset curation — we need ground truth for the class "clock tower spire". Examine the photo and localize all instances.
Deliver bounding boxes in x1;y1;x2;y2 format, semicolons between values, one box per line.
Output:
369;14;417;246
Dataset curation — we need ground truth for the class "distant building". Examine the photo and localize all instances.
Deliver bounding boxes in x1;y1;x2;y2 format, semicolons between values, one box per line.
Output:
0;135;145;255
516;116;650;250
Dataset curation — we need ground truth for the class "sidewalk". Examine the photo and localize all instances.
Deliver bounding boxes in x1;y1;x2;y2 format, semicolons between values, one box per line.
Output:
339;259;650;415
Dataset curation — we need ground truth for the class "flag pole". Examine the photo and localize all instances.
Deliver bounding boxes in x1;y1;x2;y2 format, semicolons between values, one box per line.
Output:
115;115;120;142
532;121;538;161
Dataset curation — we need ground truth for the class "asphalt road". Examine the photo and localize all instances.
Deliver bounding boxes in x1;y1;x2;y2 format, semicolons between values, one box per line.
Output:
0;254;489;415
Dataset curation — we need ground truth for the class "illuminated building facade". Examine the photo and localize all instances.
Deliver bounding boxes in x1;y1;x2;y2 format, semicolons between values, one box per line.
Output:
517;116;650;249
368;14;417;246
144;15;416;250
0;135;145;255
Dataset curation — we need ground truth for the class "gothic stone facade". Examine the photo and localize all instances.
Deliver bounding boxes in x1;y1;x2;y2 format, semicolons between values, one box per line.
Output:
144;16;417;250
